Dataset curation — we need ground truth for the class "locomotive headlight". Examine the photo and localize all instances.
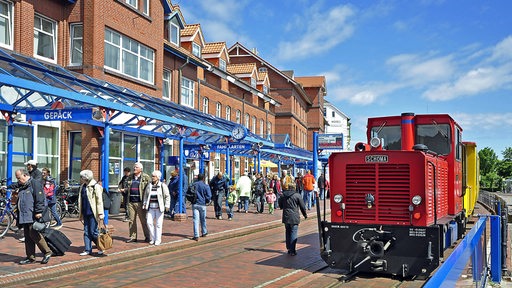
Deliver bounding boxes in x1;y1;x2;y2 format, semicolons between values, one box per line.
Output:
333;194;343;203
370;137;381;148
412;195;422;205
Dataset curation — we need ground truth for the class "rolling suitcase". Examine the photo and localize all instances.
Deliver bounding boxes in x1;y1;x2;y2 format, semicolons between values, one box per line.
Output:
42;228;72;256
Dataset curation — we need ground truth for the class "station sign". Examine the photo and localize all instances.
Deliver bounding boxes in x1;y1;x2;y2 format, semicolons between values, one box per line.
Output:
211;143;252;151
318;134;344;150
26;108;93;122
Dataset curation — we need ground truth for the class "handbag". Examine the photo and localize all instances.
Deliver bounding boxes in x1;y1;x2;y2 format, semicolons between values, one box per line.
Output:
33;219;49;232
97;227;113;251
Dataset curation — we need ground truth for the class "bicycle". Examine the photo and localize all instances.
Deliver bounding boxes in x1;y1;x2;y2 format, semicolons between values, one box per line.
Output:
0;179;19;238
55;179;80;219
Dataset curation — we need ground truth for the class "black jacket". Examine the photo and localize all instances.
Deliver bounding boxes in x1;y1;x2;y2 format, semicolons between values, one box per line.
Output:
279;189;307;225
17;178;48;225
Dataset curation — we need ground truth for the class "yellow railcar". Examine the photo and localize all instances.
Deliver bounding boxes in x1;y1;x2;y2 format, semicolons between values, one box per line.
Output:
463;141;479;217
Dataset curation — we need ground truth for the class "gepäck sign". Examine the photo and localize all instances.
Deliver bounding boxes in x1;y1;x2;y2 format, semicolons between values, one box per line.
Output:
25;108;93;121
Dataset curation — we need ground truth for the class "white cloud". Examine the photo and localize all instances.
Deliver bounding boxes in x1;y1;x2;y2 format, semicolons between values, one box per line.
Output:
453;112;512;132
329;82;402;105
276;5;355;61
386;53;455;84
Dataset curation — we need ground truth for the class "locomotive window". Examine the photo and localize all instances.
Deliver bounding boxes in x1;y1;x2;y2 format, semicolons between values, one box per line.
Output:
416;124;451;155
370;126;401;150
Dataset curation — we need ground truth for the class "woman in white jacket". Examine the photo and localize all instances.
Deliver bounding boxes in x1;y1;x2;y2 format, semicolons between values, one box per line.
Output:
143;170;171;245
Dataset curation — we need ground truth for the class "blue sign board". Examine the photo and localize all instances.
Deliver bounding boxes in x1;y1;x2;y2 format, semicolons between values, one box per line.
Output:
211;143;252;151
26;108;93;121
318;134;344;150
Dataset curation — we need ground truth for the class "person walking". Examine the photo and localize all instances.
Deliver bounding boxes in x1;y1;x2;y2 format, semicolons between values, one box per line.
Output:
269;174;282;210
126;162;151;243
317;173;326;200
143;170;170;246
118;167;131;222
24;159;42;182
236;172;252;213
167;168;188;218
41;167;62;229
252;173;266;213
278;181;308;256
295;172;304;199
302;170;315;210
226;185;237;220
191;173;211;241
78;169;105;256
265;188;276;214
209;171;228;219
15;169;53;264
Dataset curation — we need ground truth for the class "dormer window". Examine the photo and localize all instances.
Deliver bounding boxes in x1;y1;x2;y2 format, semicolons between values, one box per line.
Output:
219;59;226;72
0;0;13;49
169;22;179;46
263;85;268;94
250;77;256;88
192;42;201;57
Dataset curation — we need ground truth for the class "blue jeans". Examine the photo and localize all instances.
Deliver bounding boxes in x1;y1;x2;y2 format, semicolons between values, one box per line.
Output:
319;188;325;200
226;203;234;219
83;214;99;253
170;195;187;215
285;223;299;253
192;204;207;238
48;202;62;226
303;190;312;210
238;196;249;212
213;191;225;217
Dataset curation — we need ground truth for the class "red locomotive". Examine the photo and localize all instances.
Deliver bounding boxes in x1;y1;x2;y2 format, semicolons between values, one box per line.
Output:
319;113;478;278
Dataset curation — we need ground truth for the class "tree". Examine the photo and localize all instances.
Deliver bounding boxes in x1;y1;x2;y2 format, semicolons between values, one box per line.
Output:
502;147;512;161
479;147;498;175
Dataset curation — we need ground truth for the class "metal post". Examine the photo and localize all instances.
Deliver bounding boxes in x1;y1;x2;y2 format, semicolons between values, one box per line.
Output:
159;141;165;182
102;122;110;192
313;131;319;179
6;120;14;185
226;148;231;185
257;151;261;173
491;215;502;283
199;152;205;175
178;137;184;213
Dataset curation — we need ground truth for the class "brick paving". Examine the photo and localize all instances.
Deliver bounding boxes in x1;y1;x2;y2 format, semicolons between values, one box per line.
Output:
0;202;324;286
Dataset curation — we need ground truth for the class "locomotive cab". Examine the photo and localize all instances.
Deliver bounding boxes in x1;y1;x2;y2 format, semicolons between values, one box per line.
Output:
320;113;475;278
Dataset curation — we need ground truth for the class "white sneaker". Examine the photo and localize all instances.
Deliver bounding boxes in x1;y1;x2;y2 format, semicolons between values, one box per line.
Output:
79;251;90;256
154;241;161;246
149;241;155;245
19;237;25;242
97;250;104;255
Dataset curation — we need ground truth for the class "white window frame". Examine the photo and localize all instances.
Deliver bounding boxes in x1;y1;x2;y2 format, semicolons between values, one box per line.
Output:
225;106;231;121
202;97;209;113
163;70;171;100
169;22;179;46
181;77;194;108
251;116;256;133
192;42;201;57
244;113;250;128
125;0;137;9
0;0;13;50
259;119;264;136
69;23;83;66
235;110;241;124
34;14;57;63
216;102;222;118
219;58;226;72
250;77;256;88
263;85;268;94
104;28;155;84
267;121;272;136
142;0;149;15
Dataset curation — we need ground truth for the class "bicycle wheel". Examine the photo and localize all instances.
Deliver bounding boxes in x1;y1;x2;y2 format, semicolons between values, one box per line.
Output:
0;208;12;238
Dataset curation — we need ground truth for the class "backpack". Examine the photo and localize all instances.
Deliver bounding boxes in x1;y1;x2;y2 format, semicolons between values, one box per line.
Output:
185;184;197;204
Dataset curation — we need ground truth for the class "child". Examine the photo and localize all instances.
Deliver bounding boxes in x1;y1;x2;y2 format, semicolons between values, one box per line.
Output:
265;189;277;214
226;186;237;220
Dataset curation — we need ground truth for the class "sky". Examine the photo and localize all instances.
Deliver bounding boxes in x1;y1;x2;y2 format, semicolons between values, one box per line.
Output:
178;0;512;158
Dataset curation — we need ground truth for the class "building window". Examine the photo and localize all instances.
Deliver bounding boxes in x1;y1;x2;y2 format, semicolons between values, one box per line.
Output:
263;85;268;94
219;59;226;72
37;125;60;182
216;102;222;118
34;14;57;62
70;23;83;65
244;113;250;128
332;111;335;118
259;119;264;136
169;21;179;46
267;121;272;136
192;42;201;57
163;70;171;100
235;110;241;124
142;0;149;15
69;131;81;181
181;77;194;108
125;0;137;9
0;0;13;49
202;97;209;113
225;106;231;121
250;78;256;88
251;116;256;133
104;28;154;84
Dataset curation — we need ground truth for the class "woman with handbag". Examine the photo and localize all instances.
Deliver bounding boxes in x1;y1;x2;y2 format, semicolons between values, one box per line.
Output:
143;170;171;246
78;170;105;256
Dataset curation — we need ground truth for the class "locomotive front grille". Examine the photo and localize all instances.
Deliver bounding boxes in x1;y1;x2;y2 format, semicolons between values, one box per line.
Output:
345;163;411;223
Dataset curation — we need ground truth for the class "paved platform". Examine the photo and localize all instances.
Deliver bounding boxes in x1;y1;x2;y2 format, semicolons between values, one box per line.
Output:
0;202;324;286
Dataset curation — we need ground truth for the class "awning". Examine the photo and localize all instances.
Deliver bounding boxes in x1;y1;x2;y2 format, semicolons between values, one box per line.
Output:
260;160;277;168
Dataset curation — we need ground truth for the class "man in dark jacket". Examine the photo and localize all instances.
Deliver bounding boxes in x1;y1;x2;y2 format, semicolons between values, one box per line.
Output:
252;173;266;213
15;169;53;264
191;173;211;241
24;159;42;182
278;181;308;256
209;172;228;219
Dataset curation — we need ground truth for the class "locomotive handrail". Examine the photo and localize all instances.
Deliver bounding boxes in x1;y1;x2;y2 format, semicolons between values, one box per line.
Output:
424;215;502;287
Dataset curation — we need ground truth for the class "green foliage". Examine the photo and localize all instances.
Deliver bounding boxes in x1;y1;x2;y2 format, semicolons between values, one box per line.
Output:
479;146;512;191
